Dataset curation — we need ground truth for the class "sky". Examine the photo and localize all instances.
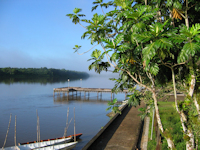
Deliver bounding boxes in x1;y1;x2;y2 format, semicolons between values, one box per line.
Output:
0;0;113;74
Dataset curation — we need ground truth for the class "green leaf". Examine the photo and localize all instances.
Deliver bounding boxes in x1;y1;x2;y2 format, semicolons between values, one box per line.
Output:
194;35;200;42
110;52;118;62
190;23;200;36
155;38;173;49
132;32;152;43
73;8;82;14
140;12;156;21
171;35;186;44
73;45;82;53
173;1;182;9
114;34;124;45
149;63;159;75
142;42;156;65
92;5;98;11
118;43;131;52
122;74;128;82
91;49;101;59
113;98;117;104
106;106;112;111
66;14;73;19
178;42;200;63
166;0;173;7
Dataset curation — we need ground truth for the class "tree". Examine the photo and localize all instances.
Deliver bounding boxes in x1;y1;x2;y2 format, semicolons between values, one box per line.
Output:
67;0;200;149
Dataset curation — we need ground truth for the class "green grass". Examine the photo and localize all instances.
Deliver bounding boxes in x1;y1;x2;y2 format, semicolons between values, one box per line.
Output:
147;101;186;150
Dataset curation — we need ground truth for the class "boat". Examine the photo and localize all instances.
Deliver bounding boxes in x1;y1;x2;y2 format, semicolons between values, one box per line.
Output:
18;137;72;149
18;133;82;146
0;141;77;150
33;141;78;150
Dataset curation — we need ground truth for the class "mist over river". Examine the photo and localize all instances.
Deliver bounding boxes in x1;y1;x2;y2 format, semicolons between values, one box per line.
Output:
0;75;126;149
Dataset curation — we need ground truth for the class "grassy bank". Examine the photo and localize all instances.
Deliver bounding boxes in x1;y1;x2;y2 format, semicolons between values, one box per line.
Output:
147;101;185;150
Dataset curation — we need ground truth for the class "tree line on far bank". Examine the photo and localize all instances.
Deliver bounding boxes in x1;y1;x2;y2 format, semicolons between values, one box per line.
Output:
0;67;89;83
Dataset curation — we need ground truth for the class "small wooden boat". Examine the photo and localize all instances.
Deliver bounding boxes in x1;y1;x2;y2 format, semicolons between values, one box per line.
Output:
0;141;78;150
18;137;72;149
18;133;82;146
33;141;78;150
0;146;29;150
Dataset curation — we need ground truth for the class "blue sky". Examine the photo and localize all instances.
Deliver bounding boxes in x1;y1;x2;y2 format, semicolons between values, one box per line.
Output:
0;0;112;74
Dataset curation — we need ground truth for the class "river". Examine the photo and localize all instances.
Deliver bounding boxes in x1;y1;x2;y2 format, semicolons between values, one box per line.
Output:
0;75;126;149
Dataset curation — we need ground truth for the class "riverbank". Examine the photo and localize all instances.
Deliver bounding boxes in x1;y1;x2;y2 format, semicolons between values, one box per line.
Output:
83;102;145;150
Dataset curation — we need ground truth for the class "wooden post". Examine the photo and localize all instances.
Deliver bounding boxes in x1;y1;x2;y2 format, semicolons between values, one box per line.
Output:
2;114;12;149
84;92;86;99
97;92;99;100
125;92;127;100
67;92;69;100
63;92;65;97
111;92;112;101
74;107;76;142
15;115;16;147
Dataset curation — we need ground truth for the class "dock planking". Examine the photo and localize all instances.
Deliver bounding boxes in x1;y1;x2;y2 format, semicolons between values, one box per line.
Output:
53;87;129;93
53;87;130;100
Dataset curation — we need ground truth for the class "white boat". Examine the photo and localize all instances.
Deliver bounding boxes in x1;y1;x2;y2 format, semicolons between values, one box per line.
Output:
33;141;78;150
0;146;29;150
19;137;72;149
1;137;72;150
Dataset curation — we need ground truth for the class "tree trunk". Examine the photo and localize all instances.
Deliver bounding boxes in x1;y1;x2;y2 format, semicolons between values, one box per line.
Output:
186;129;194;150
144;0;147;5
156;4;162;22
185;74;196;150
152;91;175;149
169;10;175;27
185;0;189;29
188;75;195;97
194;96;200;116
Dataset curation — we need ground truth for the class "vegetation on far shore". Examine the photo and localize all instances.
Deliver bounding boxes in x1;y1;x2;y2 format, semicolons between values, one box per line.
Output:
0;67;89;84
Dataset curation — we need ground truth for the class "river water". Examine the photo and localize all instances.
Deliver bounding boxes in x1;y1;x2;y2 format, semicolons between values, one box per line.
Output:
0;75;126;149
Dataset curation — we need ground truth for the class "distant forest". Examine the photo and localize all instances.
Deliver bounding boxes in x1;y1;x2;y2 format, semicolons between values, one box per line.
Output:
0;67;90;83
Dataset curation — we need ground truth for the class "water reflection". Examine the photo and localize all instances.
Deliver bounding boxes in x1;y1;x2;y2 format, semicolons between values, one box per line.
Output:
0;75;125;149
53;93;113;104
0;77;89;85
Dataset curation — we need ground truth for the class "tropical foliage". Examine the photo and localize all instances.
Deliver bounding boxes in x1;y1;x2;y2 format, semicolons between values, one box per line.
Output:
67;0;200;149
0;67;89;84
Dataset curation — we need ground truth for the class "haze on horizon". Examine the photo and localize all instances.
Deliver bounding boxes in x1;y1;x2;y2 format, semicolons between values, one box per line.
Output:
0;0;114;75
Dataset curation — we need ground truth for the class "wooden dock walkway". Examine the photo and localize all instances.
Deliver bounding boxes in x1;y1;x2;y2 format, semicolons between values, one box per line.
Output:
53;87;129;93
53;87;130;100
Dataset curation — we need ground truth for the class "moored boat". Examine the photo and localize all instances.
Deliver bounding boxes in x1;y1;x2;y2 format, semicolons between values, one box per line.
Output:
18;137;72;149
33;141;78;150
18;133;82;146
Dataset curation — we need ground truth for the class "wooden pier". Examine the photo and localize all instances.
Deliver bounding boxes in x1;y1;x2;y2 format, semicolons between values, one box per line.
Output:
53;87;130;100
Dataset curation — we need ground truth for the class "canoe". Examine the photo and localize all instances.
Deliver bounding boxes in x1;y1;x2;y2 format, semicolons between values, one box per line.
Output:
33;141;78;150
18;133;82;145
0;146;29;150
18;137;72;149
0;141;77;150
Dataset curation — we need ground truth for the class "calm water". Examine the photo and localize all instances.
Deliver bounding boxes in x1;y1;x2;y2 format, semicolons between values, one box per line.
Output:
0;75;126;149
